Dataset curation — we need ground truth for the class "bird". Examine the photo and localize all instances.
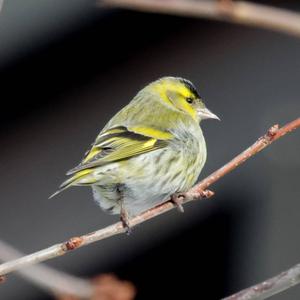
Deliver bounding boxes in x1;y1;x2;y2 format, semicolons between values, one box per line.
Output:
50;77;219;231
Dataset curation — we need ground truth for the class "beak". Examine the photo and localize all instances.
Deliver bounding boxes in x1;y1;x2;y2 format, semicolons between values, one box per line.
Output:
197;107;220;121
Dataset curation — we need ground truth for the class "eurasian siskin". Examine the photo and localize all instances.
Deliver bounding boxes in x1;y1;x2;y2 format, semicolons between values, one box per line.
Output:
51;77;219;228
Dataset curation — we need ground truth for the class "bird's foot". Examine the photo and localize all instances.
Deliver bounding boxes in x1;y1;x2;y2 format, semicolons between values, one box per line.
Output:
170;192;185;213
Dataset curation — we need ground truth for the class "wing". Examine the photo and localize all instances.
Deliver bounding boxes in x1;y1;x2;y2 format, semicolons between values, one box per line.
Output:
66;126;173;175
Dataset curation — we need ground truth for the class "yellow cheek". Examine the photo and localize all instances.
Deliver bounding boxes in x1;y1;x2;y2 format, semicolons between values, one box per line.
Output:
179;101;197;120
170;84;197;120
150;80;197;120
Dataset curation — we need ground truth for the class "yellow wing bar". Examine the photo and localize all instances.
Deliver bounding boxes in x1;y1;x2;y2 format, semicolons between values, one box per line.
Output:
66;126;171;175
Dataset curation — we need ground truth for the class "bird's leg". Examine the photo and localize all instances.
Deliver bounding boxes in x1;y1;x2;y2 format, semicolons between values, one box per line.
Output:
116;184;131;235
119;199;131;235
170;192;185;213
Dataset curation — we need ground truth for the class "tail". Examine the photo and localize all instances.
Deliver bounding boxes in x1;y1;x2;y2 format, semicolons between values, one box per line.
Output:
49;169;94;199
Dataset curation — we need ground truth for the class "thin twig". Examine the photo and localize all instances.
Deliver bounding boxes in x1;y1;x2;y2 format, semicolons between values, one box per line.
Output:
0;117;298;279
0;240;93;298
0;241;136;300
99;0;300;38
223;263;300;300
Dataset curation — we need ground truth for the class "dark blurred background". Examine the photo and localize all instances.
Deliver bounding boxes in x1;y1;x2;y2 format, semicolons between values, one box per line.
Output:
0;1;299;299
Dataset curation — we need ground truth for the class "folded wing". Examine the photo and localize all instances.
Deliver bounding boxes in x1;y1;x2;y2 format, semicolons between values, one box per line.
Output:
66;125;172;175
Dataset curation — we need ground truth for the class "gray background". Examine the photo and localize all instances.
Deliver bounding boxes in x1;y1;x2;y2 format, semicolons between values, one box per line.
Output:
0;1;299;299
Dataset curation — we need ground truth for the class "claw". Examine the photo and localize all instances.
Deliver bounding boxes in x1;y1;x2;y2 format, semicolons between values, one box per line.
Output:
171;193;185;213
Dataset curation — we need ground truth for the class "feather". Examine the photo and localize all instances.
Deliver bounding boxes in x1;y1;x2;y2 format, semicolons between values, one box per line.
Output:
49;169;93;198
66;126;172;175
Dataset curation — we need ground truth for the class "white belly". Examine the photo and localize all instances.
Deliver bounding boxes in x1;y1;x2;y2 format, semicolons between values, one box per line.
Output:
91;135;206;216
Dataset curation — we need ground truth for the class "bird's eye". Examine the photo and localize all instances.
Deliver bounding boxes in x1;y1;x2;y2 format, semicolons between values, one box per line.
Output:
186;97;194;104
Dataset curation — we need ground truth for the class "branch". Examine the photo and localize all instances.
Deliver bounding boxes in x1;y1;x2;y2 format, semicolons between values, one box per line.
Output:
0;240;93;298
223;263;300;300
99;0;300;38
0;118;299;284
0;240;136;300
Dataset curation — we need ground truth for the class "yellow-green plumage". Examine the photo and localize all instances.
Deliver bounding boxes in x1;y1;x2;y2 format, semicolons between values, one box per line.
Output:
51;77;219;220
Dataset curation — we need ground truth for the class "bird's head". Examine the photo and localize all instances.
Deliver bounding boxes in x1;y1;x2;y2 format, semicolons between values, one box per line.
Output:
148;77;220;122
